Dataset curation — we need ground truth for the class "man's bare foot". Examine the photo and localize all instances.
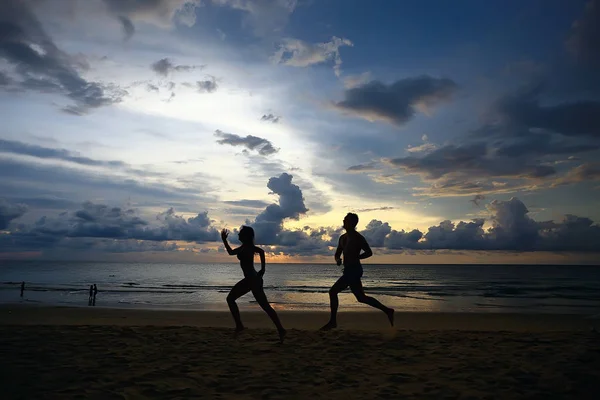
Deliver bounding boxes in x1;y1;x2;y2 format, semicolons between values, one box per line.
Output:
320;322;337;331
278;328;287;343
387;308;395;327
234;326;246;335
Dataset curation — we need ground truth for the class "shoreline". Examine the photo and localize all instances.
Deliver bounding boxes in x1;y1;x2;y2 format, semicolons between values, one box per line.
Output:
1;304;596;331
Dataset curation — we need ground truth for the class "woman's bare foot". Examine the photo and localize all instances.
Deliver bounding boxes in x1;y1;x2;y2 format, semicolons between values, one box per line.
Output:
319;322;337;331
278;328;287;343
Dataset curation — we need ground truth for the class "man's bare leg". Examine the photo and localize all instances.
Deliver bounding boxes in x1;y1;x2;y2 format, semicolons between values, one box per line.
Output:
351;280;394;326
320;276;349;330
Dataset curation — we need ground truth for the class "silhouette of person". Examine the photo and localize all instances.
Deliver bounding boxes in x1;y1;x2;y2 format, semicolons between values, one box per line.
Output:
321;213;394;330
221;226;286;343
20;281;24;298
88;285;93;306
92;284;98;306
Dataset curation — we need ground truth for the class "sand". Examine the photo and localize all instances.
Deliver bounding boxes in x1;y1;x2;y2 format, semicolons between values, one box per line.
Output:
2;306;600;399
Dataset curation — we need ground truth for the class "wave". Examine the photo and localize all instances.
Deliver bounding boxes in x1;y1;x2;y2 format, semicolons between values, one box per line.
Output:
2;281;600;302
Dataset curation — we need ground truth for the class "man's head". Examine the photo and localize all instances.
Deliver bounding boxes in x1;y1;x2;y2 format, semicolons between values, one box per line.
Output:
343;213;359;231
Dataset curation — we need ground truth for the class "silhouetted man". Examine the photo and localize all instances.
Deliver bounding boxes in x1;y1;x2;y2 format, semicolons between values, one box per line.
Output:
20;281;24;298
321;213;394;330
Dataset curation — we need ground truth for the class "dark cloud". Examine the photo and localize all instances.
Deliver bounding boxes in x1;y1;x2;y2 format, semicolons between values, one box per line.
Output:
214;130;278;156
1;201;219;253
423;219;487;250
360;220;391;247
0;0;125;114
494;132;600;157
0;158;210;209
0;70;12;86
118;16;135;41
334;76;457;126
150;58;204;76
386;142;556;180
496;89;600;138
2;194;599;254
346;163;381;173
251;173;309;245
146;83;159;92
223;199;270;208
470;194;485;207
566;0;600;66
261;113;281;123
196;77;218;93
386;197;599;252
0;198;27;230
384;228;423;250
0;139;129;168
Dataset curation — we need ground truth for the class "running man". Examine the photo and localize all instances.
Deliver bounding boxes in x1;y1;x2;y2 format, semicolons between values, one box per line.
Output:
321;213;394;330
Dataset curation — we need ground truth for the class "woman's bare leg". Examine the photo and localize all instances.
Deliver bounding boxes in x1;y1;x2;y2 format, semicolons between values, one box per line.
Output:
227;279;251;331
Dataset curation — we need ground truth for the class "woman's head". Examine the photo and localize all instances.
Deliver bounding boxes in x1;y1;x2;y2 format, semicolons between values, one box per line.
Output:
238;225;255;245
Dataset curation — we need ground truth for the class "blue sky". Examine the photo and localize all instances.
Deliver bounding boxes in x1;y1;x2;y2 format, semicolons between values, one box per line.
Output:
1;0;599;263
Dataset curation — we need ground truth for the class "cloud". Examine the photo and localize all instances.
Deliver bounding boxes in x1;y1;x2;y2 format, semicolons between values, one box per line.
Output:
196;76;218;93
551;163;600;187
102;0;200;37
334;76;457;125
383;197;599;252
210;0;297;36
151;58;204;76
346;163;381;173
271;36;353;77
384;228;423;250
406;142;438;153
566;0;600;66
1;201;220;253
0;0;125;114
355;206;396;213
251;173;308;244
0;70;12;86
386;142;556;180
360;220;392;247
494;132;600;157
470;194;486;206
0;139;172;180
495;89;600;138
0;199;27;230
223;199;270;208
261;113;281;123
118;16;135;40
214;129;278;156
2;195;599;254
0;157;211;211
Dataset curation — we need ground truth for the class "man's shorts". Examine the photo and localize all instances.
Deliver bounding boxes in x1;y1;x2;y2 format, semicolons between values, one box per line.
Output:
342;263;363;283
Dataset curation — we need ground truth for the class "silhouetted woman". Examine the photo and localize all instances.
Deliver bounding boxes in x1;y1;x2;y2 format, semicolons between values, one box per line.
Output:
221;226;286;343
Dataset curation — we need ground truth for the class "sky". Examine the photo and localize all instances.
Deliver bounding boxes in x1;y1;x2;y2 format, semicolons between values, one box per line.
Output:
1;0;599;264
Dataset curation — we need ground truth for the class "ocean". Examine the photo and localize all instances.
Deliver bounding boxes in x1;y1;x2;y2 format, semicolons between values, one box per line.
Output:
1;261;600;314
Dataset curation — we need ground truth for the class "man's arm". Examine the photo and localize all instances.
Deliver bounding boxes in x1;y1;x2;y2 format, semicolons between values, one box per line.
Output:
359;236;373;260
334;236;343;266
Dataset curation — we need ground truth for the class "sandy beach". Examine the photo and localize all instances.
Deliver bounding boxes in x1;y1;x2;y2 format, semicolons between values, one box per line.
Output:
2;306;600;399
